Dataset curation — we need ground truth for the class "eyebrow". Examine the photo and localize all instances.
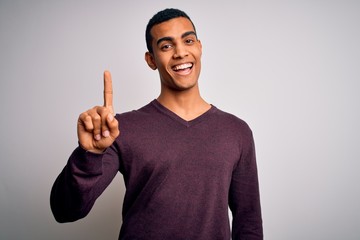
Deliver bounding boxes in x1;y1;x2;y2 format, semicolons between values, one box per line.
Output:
156;31;197;46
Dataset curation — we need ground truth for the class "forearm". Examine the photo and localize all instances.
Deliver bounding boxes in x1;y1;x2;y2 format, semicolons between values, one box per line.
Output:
230;133;263;239
230;175;263;239
50;146;110;222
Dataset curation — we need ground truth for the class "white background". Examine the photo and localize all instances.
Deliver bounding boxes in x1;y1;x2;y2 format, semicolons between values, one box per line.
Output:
1;0;359;239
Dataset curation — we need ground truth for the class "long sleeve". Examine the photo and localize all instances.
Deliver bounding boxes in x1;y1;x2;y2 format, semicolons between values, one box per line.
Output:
229;130;263;239
50;145;120;223
50;101;263;239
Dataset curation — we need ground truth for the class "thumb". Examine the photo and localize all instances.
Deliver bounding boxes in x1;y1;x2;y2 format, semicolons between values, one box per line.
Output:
106;113;120;138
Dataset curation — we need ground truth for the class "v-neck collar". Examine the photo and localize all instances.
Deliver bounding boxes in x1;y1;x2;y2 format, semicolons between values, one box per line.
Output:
151;99;216;128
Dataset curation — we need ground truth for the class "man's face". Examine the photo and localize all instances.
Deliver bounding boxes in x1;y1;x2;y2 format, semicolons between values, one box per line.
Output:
146;17;202;92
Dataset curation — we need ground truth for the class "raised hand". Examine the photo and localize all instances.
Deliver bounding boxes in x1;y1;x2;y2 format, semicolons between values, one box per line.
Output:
77;71;120;153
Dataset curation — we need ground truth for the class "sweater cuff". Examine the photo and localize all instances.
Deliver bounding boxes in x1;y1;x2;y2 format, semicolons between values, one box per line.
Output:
70;146;104;175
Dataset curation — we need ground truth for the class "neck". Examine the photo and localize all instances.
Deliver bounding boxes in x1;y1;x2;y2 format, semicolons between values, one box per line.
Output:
157;87;211;121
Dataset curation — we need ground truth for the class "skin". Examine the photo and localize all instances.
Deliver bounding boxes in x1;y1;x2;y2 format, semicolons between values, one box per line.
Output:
78;17;210;153
77;71;119;153
145;17;210;120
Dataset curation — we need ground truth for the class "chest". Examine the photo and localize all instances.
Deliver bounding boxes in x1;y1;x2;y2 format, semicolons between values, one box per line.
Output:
119;121;242;180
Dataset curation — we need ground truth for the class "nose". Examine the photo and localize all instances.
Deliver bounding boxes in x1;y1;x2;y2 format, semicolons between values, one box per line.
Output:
173;44;188;59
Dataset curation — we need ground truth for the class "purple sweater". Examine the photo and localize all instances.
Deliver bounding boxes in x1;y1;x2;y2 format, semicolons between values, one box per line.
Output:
51;100;263;239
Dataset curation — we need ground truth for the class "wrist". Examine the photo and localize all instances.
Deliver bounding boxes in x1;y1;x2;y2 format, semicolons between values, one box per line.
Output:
78;142;106;154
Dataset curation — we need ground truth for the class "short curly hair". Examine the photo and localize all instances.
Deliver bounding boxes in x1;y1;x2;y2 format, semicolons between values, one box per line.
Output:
145;8;197;53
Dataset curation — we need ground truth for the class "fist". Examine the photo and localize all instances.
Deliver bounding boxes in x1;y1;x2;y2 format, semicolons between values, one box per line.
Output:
77;71;120;153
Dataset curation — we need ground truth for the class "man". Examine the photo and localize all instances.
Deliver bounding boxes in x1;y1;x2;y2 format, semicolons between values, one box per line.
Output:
51;8;263;239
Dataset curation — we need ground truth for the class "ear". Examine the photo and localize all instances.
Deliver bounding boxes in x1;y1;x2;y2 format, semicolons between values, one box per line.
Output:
198;39;202;53
145;52;157;70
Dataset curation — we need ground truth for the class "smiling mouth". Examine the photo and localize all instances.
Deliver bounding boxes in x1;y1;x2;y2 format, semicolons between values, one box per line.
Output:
172;63;193;72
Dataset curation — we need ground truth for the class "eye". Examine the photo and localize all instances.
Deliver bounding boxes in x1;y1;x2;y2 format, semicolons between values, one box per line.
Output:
161;44;173;51
185;38;195;45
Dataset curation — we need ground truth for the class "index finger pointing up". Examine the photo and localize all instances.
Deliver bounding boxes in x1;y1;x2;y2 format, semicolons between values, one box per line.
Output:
103;70;114;113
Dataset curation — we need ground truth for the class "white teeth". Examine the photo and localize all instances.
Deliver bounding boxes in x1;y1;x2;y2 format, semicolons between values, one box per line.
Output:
173;63;192;71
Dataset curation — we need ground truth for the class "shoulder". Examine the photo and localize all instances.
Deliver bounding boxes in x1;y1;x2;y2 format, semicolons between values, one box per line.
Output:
115;101;157;122
208;106;255;150
211;106;253;134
